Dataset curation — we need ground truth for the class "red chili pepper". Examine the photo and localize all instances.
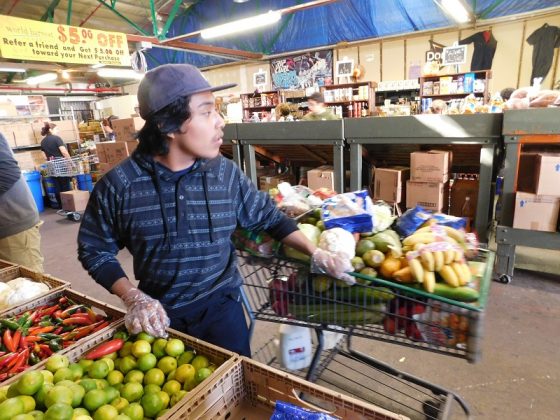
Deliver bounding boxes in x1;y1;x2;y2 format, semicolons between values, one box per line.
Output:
62;317;93;326
62;341;75;348
0;373;8;381
39;305;60;317
92;321;110;333
84;339;124;360
53;327;63;335
28;326;55;336
8;349;29;374
25;336;41;344
19;334;27;350
95;314;105;322
0;352;6;358
86;307;98;322
38;344;53;357
12;330;21;351
53;310;64;319
0;353;17;369
3;329;14;353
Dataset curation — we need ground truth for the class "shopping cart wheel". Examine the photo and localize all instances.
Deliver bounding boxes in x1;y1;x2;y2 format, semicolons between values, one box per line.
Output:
70;212;81;222
496;274;512;284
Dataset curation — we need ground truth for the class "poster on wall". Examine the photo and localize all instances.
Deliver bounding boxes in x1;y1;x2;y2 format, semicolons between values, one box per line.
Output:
270;50;333;90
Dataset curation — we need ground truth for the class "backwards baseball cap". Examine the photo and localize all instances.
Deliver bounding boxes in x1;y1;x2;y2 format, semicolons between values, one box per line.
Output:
137;63;236;119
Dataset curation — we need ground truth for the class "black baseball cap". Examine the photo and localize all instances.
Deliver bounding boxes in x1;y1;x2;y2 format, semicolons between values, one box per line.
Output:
137;64;236;119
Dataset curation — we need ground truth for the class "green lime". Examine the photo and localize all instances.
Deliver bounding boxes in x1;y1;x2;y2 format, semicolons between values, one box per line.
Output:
78;379;97;393
124;370;143;384
136;332;155;344
143;384;160;395
104;386;119;404
106;370;124;387
110;397;129;413
93;404;118;420
195;367;212;384
0;397;25;420
45;386;73;408
190;355;209;371
121;402;143;420
83;389;106;412
143;369;164;387
130;341;150;359
120;382;143;403
16;371;44;396
68;364;84;381
164;339;184;357
177;351;195;366
44;403;73;420
136;354;157;372
156;357;176;375
88;361;109;379
162;380;181;396
46;356;69;374
151;339;167;359
141;392;163;418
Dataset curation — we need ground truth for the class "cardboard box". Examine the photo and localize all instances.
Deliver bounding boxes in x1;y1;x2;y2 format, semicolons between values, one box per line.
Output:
307;166;335;192
60;190;90;212
111;117;144;142
513;192;560;232
406;181;449;213
373;166;409;203
13;151;47;170
103;142;129;164
410;150;451;183
450;178;479;217
11;123;36;147
517;153;560;197
97;162;115;176
259;174;294;192
125;140;139;155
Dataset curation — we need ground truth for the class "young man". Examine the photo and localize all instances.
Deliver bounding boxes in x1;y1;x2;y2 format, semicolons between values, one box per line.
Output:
302;92;339;121
78;64;352;356
0;134;44;272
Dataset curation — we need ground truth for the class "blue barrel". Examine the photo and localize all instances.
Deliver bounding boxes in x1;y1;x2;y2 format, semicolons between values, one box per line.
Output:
23;171;44;213
43;176;60;209
77;174;93;192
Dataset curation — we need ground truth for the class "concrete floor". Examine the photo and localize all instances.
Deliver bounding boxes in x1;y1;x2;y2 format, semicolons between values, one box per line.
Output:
37;208;559;420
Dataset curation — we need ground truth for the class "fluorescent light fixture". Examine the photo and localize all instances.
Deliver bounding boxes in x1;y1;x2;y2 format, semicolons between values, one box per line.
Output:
440;0;471;23
0;67;26;73
97;68;144;80
26;73;57;85
91;63;105;69
201;10;281;39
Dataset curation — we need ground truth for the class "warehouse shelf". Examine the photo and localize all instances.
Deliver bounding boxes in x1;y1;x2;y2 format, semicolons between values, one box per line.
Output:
495;109;560;283
220;123;242;169
344;114;503;242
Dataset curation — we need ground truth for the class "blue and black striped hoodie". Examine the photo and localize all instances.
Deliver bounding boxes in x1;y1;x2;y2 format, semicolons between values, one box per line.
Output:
78;152;297;317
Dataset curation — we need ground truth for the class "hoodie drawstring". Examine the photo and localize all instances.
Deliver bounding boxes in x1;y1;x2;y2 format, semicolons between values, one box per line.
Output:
202;172;214;243
151;161;172;251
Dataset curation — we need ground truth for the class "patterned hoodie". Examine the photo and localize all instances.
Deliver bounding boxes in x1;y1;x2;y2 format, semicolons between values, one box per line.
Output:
78;151;297;317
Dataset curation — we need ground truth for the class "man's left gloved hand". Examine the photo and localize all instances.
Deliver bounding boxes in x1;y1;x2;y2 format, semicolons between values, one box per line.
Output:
311;248;355;285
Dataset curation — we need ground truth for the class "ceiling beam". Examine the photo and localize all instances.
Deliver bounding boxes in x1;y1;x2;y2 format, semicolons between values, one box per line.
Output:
7;0;22;15
79;4;102;26
96;0;151;36
67;0;72;25
164;40;263;60
159;0;183;40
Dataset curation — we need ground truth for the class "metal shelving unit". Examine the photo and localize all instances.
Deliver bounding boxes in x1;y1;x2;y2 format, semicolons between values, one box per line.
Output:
237;120;345;193
345;114;502;242
221;123;242;169
495;109;560;283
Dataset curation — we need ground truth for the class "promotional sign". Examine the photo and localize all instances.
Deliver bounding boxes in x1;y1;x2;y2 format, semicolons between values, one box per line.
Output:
271;50;333;90
442;45;467;66
0;15;130;66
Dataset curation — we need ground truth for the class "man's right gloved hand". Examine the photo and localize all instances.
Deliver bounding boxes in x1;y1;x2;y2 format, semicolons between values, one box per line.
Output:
121;288;170;338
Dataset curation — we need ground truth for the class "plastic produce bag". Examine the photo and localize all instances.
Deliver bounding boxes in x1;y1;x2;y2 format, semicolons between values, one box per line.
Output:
270;401;338;420
322;190;375;233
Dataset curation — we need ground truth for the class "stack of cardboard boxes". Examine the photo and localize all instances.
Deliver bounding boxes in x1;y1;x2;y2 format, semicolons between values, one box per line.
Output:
95;118;143;175
373;166;409;205
513;153;560;232
1;119;78;148
406;150;451;212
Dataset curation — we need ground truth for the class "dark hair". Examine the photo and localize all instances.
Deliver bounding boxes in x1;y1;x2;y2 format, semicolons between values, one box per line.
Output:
40;122;56;137
500;88;515;101
137;95;192;156
308;92;324;103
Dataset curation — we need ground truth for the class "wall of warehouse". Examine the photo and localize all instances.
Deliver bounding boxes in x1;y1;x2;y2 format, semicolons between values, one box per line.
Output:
202;11;560;96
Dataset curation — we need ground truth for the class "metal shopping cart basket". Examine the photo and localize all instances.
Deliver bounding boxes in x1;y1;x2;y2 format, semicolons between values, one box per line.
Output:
238;248;494;419
46;154;97;222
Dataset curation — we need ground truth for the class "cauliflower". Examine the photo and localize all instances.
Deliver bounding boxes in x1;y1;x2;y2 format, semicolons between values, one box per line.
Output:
1;278;49;308
284;223;322;262
318;228;356;259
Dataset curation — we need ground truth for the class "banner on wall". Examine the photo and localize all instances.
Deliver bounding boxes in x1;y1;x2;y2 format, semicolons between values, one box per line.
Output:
0;15;130;66
270;50;333;90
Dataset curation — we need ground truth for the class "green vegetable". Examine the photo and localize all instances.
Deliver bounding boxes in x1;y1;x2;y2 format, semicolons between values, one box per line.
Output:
0;320;20;331
288;303;385;325
326;285;394;303
413;283;479;302
48;338;63;352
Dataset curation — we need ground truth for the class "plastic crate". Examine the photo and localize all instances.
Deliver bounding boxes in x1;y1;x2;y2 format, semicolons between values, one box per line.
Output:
2;321;238;418
0;289;125;383
0;258;16;275
0;266;69;317
171;357;409;420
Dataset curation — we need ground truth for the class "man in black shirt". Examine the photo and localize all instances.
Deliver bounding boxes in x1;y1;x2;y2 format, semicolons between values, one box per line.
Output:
40;122;72;207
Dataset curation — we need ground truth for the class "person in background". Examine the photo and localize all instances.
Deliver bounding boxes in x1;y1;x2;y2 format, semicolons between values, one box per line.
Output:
302;92;339;121
429;99;448;114
77;64;353;355
0;133;44;272
40;122;72;206
101;118;115;140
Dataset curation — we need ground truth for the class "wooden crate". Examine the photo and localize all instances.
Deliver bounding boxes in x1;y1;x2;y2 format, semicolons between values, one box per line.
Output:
0;258;16;275
0;266;69;317
0;289;125;384
171;357;409;420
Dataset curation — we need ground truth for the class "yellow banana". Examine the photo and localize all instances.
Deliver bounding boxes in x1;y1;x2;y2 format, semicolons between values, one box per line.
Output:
460;262;472;284
403;233;435;247
443;249;455;265
409;258;425;283
443;226;466;243
454;249;464;262
439;265;459;287
451;262;469;286
433;251;444;271
392;266;414;283
423;271;436;293
420;251;435;271
414;243;425;251
402;245;412;253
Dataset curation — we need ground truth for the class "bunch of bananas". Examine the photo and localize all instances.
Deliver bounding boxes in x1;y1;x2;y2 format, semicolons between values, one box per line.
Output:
392;226;472;292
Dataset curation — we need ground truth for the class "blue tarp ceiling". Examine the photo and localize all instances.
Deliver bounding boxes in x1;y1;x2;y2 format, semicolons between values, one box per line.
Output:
145;0;560;69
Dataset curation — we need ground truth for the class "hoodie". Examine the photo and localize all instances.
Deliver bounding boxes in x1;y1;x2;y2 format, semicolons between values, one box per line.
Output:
78;152;297;317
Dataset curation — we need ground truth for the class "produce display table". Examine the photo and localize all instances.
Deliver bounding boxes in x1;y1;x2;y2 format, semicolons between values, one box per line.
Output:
345;114;502;242
236;121;345;193
495;109;560;283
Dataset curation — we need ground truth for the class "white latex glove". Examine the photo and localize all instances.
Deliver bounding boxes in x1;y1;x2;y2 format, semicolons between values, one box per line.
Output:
311;248;355;285
121;288;170;338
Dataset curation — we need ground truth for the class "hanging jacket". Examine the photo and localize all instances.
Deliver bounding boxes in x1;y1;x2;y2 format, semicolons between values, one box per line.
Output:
78;152;297;317
459;31;497;71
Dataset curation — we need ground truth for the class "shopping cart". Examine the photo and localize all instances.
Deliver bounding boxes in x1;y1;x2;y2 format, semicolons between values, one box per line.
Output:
238;248;494;419
45;154;96;222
